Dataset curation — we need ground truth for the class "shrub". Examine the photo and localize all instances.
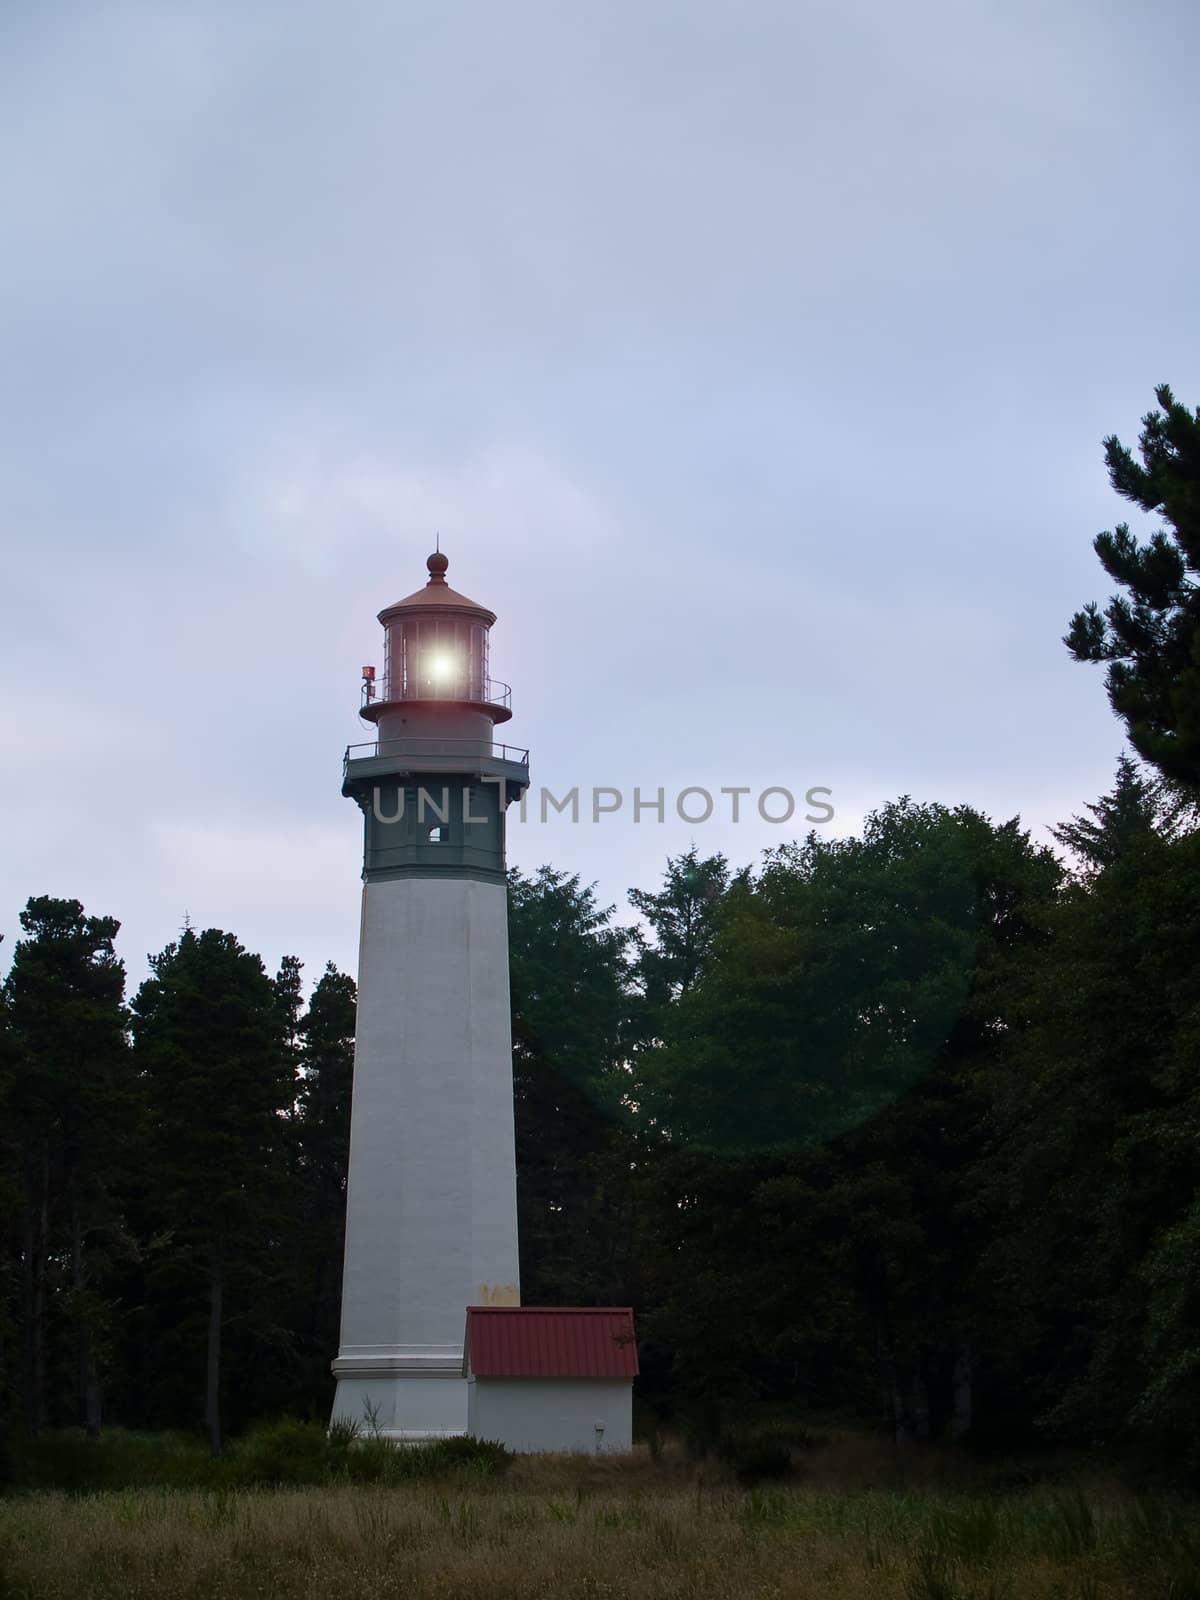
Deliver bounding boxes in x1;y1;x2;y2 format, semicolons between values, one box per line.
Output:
337;1435;396;1485
682;1396;725;1461
11;1429;218;1494
7;1422;513;1494
633;1401;666;1462
716;1425;798;1485
226;1420;332;1487
421;1435;513;1477
726;1438;793;1486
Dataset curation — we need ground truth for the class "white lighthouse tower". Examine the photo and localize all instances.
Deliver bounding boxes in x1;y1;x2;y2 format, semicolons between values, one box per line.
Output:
331;551;528;1440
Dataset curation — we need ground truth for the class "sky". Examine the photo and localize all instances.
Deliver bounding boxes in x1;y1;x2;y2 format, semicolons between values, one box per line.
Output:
2;0;1198;993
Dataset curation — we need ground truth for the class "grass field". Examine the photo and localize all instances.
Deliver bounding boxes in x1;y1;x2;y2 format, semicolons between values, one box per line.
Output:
1;1430;1197;1599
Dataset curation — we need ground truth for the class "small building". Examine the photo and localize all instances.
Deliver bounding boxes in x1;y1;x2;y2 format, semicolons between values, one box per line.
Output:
463;1306;638;1453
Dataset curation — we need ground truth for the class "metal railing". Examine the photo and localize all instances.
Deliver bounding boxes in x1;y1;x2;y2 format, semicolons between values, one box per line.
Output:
345;736;530;772
360;676;512;710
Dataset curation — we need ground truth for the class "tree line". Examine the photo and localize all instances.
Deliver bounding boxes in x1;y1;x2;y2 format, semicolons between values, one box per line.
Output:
0;917;355;1455
2;384;1199;1474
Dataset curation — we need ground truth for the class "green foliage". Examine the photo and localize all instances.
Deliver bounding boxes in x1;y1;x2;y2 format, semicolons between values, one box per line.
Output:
716;1427;795;1485
684;1407;822;1479
223;1422;513;1489
508;866;633;1113
1050;751;1180;872
132;928;295;1250
231;1417;333;1485
417;1434;514;1476
1065;384;1200;788
508;867;637;1306
638;800;1058;1149
131;928;298;1450
285;963;356;1413
982;825;1200;1465
11;1428;220;1493
6;1421;512;1492
904;1544;1009;1600
637;801;1061;1434
1130;1196;1200;1464
628;846;731;1023
1;897;130;1437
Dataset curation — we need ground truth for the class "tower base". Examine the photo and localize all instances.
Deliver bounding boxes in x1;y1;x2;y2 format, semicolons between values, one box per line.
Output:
330;1351;467;1441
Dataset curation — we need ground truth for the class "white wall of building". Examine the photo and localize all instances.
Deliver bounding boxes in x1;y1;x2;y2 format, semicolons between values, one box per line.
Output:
331;874;520;1439
467;1378;634;1454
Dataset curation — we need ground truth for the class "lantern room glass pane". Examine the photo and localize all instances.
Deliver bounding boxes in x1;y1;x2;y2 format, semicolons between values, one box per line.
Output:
387;615;489;701
470;623;488;698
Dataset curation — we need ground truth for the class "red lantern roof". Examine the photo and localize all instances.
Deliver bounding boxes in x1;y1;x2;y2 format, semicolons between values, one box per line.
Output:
379;551;496;625
463;1307;639;1379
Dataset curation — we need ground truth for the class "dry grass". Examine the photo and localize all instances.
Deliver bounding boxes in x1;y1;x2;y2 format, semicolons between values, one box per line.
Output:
0;1432;1194;1600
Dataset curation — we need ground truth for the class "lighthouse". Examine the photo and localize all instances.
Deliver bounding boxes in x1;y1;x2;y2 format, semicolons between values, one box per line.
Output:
330;551;528;1440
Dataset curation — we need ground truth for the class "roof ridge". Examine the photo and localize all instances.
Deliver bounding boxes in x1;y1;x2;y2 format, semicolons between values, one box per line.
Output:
467;1305;634;1314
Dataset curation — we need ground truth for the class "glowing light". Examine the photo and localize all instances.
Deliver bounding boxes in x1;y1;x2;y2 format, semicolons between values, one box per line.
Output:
425;651;458;684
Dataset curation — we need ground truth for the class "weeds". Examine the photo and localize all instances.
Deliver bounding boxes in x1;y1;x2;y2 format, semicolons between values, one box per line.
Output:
2;1425;1199;1598
6;1422;513;1495
905;1545;1011;1600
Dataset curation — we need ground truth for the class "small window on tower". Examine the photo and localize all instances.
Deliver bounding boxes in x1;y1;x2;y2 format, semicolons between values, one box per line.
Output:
427;825;447;843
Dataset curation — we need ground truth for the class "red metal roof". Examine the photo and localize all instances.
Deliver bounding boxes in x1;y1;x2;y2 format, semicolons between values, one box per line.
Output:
379;553;496;625
463;1307;638;1379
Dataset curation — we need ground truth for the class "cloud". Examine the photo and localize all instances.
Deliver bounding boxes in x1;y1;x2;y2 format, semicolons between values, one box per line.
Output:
232;440;622;577
144;817;360;981
1;0;1197;993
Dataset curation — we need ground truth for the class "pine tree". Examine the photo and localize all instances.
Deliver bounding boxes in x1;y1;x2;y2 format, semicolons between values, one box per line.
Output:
274;954;305;1095
1050;752;1175;873
0;949;20;1453
1;898;129;1437
1065;384;1200;788
985;824;1200;1464
132;928;293;1452
508;868;635;1305
292;963;355;1407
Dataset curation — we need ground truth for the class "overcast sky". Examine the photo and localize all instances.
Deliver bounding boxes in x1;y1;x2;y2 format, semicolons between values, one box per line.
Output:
2;0;1198;991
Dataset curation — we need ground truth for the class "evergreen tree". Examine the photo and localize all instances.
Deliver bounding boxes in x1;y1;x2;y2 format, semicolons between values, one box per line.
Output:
984;826;1200;1466
132;928;294;1451
1066;384;1200;788
0;955;20;1453
1051;753;1175;873
1;898;128;1436
508;868;636;1306
637;803;1060;1438
274;954;305;1101
291;963;355;1408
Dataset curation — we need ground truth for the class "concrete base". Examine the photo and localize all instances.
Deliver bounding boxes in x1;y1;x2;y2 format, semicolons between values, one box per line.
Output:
331;1352;467;1440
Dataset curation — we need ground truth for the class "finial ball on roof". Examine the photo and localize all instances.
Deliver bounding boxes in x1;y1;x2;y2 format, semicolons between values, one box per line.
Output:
427;550;449;580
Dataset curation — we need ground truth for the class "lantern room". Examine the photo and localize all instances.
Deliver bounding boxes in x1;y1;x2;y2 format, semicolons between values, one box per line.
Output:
359;552;513;750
